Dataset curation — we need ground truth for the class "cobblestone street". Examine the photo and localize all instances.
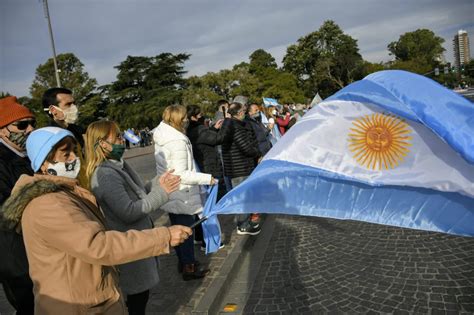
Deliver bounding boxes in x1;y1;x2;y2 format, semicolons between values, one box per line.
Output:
242;215;474;314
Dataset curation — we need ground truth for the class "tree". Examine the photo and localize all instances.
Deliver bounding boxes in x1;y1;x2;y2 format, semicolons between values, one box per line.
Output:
283;20;363;98
249;49;277;74
107;53;190;128
30;53;97;104
387;29;445;68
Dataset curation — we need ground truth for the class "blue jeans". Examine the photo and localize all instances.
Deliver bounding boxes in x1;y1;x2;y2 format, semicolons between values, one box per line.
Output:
168;213;196;265
231;176;251;227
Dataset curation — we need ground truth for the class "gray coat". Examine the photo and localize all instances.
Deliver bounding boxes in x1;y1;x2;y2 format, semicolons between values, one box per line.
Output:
91;160;168;295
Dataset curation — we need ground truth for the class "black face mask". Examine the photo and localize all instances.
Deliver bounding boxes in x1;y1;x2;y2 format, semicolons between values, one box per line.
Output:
251;112;262;122
197;116;206;124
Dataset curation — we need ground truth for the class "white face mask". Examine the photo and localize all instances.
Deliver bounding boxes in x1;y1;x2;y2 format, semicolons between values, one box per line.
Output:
272;109;277;115
53;105;78;124
46;158;81;179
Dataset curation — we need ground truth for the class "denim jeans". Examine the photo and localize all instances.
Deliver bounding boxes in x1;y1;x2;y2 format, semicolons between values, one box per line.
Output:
231;176;251;227
168;213;196;265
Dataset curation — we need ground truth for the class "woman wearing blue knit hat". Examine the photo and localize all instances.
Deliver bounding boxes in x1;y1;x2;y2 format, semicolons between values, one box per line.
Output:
2;126;192;315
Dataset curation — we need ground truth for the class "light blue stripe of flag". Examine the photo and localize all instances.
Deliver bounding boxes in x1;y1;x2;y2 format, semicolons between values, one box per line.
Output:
202;160;474;253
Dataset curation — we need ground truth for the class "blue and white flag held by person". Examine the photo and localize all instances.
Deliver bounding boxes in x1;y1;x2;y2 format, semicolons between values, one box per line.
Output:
202;70;474;253
123;129;141;144
263;97;280;107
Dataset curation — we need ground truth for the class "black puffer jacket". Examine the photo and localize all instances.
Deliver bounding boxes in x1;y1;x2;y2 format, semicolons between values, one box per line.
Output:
221;118;261;178
186;120;225;178
244;115;272;156
0;143;33;279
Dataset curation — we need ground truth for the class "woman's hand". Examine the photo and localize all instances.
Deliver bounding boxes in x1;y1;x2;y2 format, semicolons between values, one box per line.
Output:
159;169;181;194
168;225;192;247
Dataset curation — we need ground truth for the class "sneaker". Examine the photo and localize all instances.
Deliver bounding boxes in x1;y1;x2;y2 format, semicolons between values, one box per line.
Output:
237;223;261;235
200;243;225;252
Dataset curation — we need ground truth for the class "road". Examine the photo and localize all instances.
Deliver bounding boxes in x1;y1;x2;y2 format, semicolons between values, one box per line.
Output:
218;215;474;314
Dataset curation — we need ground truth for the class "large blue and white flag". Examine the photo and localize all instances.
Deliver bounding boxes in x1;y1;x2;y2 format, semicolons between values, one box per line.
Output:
203;70;474;253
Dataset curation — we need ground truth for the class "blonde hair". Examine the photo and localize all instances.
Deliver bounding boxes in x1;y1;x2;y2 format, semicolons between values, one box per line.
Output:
84;120;121;189
263;106;274;119
162;105;187;133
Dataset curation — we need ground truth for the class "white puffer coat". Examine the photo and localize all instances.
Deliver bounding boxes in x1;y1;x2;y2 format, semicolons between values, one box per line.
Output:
153;122;212;215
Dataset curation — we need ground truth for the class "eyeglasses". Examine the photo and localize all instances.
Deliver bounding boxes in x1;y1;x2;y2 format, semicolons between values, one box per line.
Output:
11;120;36;130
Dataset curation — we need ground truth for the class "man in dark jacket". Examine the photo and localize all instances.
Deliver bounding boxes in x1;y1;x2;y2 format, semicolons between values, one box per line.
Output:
245;103;272;156
0;96;35;314
221;102;262;235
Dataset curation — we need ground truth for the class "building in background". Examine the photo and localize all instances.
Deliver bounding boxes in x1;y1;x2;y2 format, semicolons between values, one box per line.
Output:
453;30;471;69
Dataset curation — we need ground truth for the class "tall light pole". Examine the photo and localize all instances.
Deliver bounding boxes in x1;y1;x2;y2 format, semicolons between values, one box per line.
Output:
42;0;61;87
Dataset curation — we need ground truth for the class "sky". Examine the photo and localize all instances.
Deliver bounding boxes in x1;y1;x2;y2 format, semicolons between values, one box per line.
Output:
1;0;473;97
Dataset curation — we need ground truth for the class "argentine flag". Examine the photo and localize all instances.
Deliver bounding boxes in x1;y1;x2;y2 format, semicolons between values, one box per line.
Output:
263;97;280;107
203;70;474;253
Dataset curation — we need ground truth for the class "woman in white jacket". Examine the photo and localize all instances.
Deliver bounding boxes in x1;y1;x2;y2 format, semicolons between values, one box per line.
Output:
153;105;216;280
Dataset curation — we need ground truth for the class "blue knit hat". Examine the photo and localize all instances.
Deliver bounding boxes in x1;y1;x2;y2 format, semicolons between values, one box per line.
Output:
26;127;75;172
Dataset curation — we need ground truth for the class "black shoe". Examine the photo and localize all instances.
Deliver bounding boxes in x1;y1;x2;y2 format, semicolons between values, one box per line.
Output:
178;260;200;273
182;263;210;281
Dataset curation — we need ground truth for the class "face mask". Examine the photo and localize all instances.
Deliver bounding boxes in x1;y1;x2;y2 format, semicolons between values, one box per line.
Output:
47;158;81;179
53;105;78;124
108;143;125;161
272;109;277;116
6;128;28;150
251;112;261;120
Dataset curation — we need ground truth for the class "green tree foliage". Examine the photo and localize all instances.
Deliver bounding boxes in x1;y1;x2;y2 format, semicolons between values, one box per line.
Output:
360;61;386;78
107;53;189;128
183;54;305;116
29;53;98;128
30;53;97;105
283;20;364;98
249;49;277;74
387;29;445;68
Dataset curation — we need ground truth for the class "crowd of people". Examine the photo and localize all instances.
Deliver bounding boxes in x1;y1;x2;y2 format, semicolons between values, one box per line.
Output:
0;89;308;314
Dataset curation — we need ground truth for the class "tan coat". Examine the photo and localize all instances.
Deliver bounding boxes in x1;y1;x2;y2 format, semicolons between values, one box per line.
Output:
3;174;172;315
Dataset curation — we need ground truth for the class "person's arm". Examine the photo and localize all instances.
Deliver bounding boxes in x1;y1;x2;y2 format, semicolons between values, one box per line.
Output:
22;192;173;266
276;112;291;128
196;126;224;146
165;140;212;185
92;166;168;224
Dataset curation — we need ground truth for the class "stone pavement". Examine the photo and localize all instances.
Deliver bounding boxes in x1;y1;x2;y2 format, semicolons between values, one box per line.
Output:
239;215;474;314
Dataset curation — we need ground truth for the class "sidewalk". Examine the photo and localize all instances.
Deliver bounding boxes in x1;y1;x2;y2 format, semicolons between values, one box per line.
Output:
125;145;255;314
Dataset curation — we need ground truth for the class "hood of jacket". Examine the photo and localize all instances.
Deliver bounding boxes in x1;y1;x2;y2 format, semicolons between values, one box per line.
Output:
2;174;78;229
153;121;188;146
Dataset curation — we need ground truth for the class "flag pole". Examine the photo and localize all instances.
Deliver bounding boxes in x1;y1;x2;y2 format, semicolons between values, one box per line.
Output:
42;0;61;87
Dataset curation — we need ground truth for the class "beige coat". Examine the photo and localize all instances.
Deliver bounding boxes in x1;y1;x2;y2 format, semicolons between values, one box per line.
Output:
3;174;172;315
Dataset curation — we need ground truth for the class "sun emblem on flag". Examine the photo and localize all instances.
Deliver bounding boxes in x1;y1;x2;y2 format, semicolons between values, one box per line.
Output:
348;113;412;170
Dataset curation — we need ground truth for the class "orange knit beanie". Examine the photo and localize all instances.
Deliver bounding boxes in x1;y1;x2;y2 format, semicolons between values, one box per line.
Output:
0;96;35;128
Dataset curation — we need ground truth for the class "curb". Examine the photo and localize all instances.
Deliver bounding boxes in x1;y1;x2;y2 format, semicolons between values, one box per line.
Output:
192;232;250;315
192;215;276;314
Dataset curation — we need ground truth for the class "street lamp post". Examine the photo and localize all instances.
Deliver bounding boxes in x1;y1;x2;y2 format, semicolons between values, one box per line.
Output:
42;0;61;87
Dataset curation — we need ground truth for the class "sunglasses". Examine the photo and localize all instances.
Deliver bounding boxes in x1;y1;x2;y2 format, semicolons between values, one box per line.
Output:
12;120;36;130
